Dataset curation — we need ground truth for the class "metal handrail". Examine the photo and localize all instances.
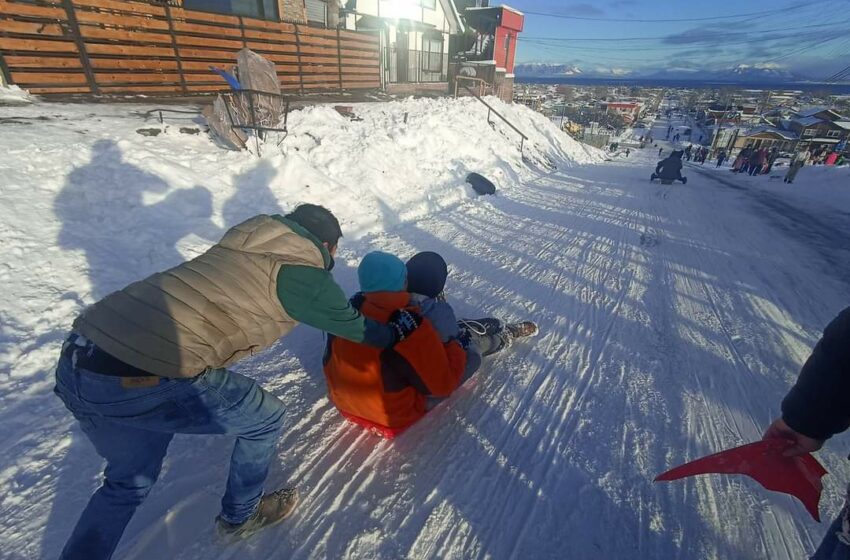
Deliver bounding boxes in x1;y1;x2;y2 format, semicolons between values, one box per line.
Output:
460;84;528;153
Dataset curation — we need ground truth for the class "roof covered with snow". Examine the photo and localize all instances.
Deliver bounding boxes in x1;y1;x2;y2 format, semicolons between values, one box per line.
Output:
796;106;845;120
794;116;824;127
742;126;798;140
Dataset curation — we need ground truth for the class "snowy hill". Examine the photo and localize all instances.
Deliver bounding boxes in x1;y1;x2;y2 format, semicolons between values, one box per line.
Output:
717;63;802;81
517;62;805;83
3;92;850;560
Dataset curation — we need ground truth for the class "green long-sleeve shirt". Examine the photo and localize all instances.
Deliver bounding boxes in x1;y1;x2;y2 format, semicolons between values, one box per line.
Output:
272;216;393;348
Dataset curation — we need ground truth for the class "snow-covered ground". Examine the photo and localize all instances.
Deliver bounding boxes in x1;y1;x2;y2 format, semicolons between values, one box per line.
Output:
1;93;850;559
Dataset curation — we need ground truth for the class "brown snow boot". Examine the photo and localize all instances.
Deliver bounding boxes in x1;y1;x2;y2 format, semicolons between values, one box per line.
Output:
505;321;539;339
215;488;300;541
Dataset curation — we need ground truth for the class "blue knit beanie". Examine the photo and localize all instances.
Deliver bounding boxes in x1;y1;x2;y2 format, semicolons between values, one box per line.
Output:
358;251;407;293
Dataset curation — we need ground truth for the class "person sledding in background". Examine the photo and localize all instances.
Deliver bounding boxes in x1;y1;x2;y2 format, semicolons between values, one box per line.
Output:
651;149;687;184
323;251;538;438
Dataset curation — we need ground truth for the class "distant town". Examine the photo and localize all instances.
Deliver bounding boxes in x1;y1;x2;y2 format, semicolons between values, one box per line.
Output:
513;82;850;164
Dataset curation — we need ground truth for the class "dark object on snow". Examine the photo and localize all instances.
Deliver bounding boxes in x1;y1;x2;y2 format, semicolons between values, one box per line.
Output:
466;172;496;195
655;439;827;522
179;127;201;135
334;105;363;121
136;128;162;137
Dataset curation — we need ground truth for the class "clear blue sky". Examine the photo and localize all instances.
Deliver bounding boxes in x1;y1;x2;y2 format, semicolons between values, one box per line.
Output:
507;0;850;79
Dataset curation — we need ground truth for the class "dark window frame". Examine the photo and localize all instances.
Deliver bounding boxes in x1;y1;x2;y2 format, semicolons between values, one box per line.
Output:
181;0;280;21
305;0;329;27
421;35;443;74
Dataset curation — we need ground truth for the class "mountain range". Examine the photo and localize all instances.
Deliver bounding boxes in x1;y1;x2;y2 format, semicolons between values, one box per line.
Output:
514;63;807;83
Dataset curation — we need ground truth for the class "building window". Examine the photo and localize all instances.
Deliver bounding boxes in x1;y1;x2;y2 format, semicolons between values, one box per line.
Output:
420;0;437;8
182;0;279;20
422;36;443;73
306;0;328;26
802;128;814;137
827;130;841;138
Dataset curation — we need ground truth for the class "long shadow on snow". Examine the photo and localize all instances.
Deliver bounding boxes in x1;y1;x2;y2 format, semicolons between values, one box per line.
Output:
379;169;822;557
386;213;780;558
510;171;836;556
516;175;827;348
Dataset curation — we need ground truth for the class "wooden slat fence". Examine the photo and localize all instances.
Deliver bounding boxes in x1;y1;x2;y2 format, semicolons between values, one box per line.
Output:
0;0;381;95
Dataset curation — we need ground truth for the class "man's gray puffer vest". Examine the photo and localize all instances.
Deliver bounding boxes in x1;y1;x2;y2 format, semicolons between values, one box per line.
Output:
73;215;325;378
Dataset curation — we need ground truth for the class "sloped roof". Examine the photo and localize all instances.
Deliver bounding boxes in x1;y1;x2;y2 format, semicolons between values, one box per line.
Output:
794;116;823;126
796;106;846;120
834;121;850;130
439;0;464;34
796;106;829;117
742;126;798;140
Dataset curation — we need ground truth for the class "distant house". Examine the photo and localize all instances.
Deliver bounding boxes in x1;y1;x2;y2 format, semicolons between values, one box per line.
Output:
739;104;761;123
786;106;850;154
601;101;641;125
730;126;798;153
704;103;764;127
340;0;464;95
705;107;741;127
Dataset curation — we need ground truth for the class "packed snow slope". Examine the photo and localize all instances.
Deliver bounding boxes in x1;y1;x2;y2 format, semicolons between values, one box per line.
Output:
1;93;849;559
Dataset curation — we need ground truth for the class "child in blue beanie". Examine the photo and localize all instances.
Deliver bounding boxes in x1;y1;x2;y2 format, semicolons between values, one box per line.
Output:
358;251;407;293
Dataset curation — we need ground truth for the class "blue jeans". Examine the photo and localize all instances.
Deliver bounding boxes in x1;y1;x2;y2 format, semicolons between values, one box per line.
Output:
813;489;850;560
54;334;286;560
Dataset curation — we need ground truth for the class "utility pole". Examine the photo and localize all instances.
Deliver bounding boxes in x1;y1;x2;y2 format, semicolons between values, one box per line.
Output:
561;99;567;129
728;127;740;156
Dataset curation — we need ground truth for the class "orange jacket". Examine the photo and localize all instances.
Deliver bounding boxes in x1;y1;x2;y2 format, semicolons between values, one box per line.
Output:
322;291;467;436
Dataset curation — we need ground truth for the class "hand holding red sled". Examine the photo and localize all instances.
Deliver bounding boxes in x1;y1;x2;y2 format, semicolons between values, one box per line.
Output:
654;439;828;521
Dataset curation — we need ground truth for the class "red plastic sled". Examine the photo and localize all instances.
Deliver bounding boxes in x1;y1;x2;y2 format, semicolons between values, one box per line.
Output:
655;439;828;521
340;411;409;439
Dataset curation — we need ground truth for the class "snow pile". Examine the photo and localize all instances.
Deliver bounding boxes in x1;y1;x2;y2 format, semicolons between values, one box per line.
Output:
0;84;36;105
0;95;603;380
0;94;604;559
274;96;604;236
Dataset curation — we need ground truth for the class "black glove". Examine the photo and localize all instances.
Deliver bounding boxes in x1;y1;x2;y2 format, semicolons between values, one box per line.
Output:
349;292;366;310
387;309;423;344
